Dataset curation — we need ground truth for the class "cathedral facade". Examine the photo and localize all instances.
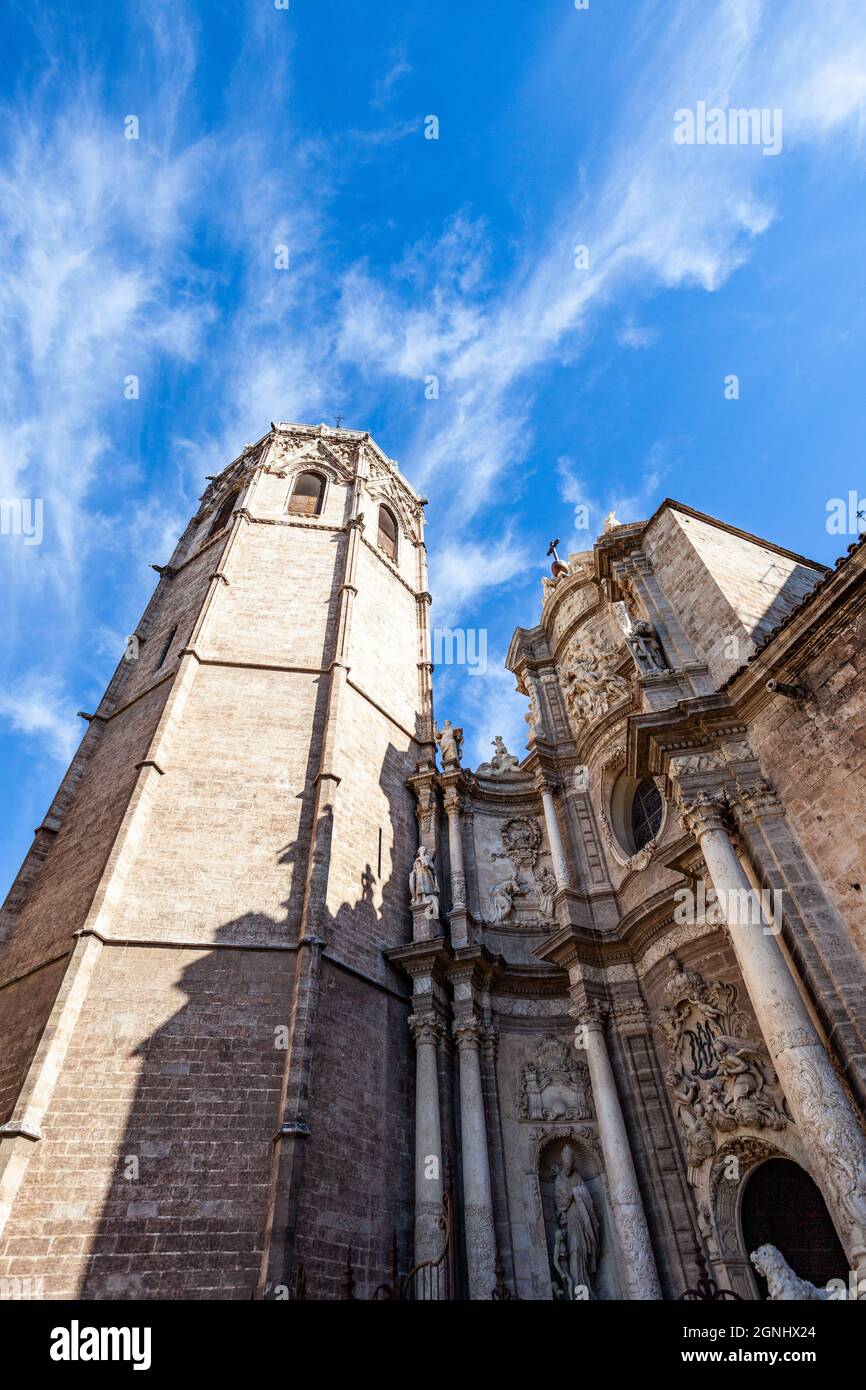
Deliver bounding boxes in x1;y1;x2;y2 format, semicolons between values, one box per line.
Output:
1;422;865;1301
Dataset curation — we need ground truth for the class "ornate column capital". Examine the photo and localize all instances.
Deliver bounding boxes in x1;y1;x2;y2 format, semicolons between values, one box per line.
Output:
676;790;730;841
408;1011;443;1047
442;785;462;816
452;1017;483;1051
730;778;784;824
572;999;609;1038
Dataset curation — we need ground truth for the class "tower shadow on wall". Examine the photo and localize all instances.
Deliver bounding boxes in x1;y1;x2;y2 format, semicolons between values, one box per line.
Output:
76;738;416;1300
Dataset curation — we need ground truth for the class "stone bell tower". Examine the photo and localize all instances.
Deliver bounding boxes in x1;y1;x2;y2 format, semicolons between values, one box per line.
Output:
0;423;433;1299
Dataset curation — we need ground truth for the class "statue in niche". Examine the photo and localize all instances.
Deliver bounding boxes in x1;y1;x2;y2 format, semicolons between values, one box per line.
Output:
434;719;463;768
536;865;557;921
408;845;440;920
613;600;668;675
553;1144;599;1299
476;735;520;776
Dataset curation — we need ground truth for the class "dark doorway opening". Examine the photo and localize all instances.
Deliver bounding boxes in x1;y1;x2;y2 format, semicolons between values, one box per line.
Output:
741;1158;847;1297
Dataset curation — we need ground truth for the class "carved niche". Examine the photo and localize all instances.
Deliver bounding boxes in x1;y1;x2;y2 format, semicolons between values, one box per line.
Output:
658;958;788;1183
518;1038;594;1122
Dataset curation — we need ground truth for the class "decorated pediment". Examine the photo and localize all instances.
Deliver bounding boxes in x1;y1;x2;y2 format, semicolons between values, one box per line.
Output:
268;436;356;484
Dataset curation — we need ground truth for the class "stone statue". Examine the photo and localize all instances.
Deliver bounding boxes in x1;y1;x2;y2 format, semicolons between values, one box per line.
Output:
552;1226;573;1300
714;1038;787;1131
477;735;520;776
666;1069;716;1177
750;1245;830;1301
603;510;620;533
553;1144;599;1298
613;601;667;675
409;845;440;919
490;875;521;923
434;719;463;768
536;865;557;920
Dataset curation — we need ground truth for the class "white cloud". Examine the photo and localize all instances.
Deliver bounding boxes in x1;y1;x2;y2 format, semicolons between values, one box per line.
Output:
334;0;866;537
617;319;661;350
0;674;80;762
430;531;532;629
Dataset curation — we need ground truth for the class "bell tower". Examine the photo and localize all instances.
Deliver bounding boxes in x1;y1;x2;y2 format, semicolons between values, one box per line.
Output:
0;423;432;1299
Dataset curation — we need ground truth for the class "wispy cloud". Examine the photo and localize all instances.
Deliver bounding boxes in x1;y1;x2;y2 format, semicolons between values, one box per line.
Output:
334;0;866;539
0;674;80;762
371;48;412;110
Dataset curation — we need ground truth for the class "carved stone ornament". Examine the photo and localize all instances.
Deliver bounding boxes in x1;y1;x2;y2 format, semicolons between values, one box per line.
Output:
669;752;723;778
560;629;630;728
658;958;788;1183
476;735;521;776
492;816;542;871
599;805;657;873
612;600;668;675
487;817;557;927
518;1038;594;1122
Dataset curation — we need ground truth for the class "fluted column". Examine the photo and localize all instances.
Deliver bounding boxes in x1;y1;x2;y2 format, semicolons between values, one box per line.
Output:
453;1018;497;1299
575;1004;662;1299
678;789;866;1272
538;778;571;889
408;1011;445;1289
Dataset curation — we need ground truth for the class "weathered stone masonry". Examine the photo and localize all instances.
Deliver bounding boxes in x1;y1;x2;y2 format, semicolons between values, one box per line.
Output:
2;431;866;1301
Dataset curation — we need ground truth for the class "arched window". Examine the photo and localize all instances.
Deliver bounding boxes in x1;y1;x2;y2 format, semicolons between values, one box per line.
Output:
377;505;398;562
630;776;663;851
287;471;325;517
209;489;240;537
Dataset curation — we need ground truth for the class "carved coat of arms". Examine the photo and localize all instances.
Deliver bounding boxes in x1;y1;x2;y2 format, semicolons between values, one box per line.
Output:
518;1039;594;1122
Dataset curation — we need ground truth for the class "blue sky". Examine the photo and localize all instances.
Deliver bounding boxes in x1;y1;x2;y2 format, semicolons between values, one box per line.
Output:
1;0;865;898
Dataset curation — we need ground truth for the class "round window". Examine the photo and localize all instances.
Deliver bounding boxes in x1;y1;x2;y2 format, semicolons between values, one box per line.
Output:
630;777;663;851
609;771;665;862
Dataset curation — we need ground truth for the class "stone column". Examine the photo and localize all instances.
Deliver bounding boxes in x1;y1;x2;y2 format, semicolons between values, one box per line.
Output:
678;790;866;1272
538;778;571;889
443;789;466;912
408;1011;446;1289
575;1004;663;1299
453;1017;497;1300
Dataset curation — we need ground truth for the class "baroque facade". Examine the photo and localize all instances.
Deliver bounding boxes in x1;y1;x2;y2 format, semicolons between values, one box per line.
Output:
1;422;866;1301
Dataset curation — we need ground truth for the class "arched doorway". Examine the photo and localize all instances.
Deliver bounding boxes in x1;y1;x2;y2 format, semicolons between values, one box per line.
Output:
741;1158;847;1297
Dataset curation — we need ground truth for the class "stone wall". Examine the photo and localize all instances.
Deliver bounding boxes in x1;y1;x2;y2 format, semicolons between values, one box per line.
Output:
643;506;824;687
